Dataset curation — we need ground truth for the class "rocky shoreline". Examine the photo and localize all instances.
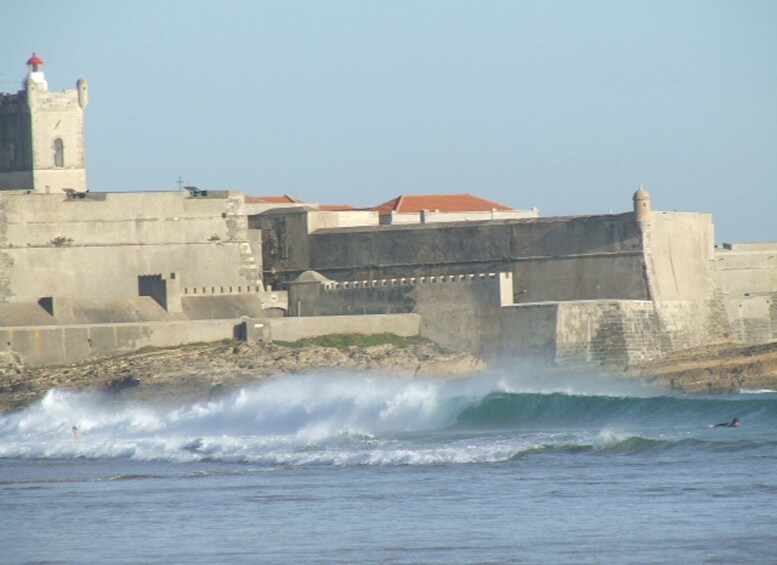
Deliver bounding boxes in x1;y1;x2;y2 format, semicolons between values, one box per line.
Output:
624;341;777;394
0;338;486;413
2;338;777;413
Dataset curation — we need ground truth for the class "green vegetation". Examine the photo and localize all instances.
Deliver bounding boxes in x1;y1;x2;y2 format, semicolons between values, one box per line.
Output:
276;333;417;350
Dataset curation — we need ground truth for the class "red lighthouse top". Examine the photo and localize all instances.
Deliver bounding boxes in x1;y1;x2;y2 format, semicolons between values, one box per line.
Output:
26;52;44;66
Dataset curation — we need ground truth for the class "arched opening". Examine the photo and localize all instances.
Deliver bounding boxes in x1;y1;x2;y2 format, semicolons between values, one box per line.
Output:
52;138;64;167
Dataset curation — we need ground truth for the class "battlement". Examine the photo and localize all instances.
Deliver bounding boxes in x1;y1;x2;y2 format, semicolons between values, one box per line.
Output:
322;272;503;290
182;284;265;296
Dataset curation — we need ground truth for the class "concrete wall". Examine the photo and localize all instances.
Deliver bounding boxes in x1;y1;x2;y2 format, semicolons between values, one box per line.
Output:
412;274;509;359
274;213;650;301
381;208;539;225
0;191;263;303
498;304;559;363
0;309;417;367
715;242;777;343
0;319;240;367
2;243;252;302
512;254;648;303
554;301;667;366
3;191;246;246
307;210;379;231
641;211;716;302
266;313;420;342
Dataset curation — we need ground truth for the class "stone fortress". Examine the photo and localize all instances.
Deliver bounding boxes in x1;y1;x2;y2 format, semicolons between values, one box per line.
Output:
0;55;775;368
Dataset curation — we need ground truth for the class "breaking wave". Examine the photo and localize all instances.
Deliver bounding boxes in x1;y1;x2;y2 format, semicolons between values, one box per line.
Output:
1;370;774;466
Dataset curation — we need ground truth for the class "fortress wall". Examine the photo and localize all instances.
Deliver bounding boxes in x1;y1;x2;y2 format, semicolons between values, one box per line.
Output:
32;297;170;325
383;209;539;225
554;301;666;366
412;275;506;358
267;313;420;343
1;191;246;246
183;284;264;296
654;300;726;351
3;242;252;302
554;299;725;367
500;300;710;368
0;319;238;367
714;242;777;343
301;213;646;293
0;293;287;328
32;169;86;194
288;271;501;318
512;254;648;303
251;209;312;285
641;211;715;302
293;284;413;316
0;191;262;303
726;296;775;343
306;210;379;231
497;304;558;363
181;294;287;320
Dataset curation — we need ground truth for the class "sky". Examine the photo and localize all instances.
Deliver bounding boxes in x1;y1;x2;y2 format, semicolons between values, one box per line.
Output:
1;0;775;243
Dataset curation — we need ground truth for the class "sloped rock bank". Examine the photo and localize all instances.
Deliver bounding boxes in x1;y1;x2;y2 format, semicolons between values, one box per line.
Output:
0;339;486;413
625;341;777;393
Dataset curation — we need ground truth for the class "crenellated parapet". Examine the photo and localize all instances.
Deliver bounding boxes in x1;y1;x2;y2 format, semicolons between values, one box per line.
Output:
138;273;182;313
322;272;501;291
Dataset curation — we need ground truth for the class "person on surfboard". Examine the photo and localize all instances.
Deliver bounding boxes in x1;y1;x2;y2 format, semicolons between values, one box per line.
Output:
712;417;740;428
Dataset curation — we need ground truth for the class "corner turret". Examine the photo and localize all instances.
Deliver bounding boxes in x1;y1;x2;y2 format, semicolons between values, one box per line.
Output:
633;185;651;222
77;78;88;108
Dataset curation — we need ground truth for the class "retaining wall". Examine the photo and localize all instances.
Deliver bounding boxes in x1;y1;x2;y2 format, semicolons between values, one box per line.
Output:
0;319;240;367
254;313;421;343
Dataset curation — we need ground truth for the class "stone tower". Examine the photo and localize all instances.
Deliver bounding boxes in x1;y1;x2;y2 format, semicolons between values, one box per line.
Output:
0;53;88;193
633;185;651;221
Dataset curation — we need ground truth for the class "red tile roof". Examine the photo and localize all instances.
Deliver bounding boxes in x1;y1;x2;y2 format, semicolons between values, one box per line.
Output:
373;194;512;215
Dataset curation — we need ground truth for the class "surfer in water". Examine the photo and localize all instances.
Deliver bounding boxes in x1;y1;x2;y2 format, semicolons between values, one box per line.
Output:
71;425;82;438
712;417;740;428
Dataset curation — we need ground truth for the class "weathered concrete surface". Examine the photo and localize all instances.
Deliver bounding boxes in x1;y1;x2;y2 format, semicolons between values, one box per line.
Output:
0;191;261;303
0;319;240;367
715;242;777;343
259;211;648;292
268;314;420;342
0;313;420;368
0;338;486;413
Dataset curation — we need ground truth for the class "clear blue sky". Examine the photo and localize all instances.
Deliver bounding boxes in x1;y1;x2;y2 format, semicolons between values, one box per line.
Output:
2;0;775;242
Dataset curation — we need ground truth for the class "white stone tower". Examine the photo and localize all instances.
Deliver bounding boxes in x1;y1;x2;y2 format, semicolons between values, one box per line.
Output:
0;53;88;193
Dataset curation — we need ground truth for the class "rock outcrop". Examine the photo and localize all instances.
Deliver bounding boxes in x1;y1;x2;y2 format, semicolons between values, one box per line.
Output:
0;339;486;413
625;341;777;393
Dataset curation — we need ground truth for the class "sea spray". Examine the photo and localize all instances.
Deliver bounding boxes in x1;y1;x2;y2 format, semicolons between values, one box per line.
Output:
1;371;776;465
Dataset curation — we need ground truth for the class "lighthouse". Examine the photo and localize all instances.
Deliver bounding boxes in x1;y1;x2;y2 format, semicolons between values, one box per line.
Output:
0;53;89;193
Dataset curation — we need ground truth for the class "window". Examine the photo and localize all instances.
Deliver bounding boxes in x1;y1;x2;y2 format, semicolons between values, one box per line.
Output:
52;138;64;167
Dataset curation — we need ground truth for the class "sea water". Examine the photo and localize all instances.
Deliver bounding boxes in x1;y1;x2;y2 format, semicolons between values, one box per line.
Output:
2;370;777;564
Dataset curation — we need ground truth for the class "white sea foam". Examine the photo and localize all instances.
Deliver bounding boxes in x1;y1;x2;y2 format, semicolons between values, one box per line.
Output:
0;370;698;465
0;373;510;464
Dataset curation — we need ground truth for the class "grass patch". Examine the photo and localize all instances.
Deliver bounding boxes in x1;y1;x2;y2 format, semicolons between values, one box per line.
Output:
275;333;415;350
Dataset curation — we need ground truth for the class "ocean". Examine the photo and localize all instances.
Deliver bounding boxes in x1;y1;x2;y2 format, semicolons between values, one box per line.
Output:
2;370;776;564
